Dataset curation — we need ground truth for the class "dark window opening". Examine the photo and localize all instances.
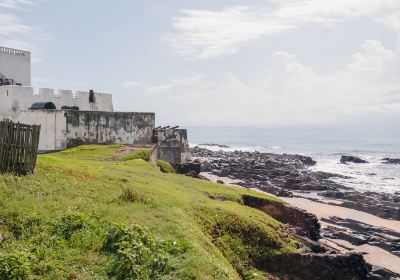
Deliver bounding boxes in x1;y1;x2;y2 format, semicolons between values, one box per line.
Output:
89;90;95;103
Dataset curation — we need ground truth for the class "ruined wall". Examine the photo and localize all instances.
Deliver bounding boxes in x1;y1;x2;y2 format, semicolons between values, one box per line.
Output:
0;86;113;121
65;111;155;148
0;46;31;86
153;129;192;164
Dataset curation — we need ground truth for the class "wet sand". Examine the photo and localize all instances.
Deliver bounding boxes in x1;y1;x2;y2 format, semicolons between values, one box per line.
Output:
282;197;400;232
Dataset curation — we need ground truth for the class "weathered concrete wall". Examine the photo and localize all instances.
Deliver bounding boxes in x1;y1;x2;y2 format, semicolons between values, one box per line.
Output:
65;111;155;148
0;46;31;86
0;86;113;120
153;129;192;164
14;110;67;151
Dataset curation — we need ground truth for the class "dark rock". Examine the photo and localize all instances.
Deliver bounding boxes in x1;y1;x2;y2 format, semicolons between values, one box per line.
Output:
340;155;369;164
243;194;320;241
263;253;370;280
369;266;400;280
382;158;400;165
176;162;201;175
220;168;230;176
216;180;224;184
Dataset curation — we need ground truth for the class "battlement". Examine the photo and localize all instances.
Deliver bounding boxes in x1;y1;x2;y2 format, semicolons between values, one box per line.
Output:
0;46;31;86
0;46;30;56
0;85;114;117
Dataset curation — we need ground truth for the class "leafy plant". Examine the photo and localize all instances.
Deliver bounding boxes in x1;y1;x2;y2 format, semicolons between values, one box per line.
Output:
156;160;174;173
0;250;32;280
102;223;174;279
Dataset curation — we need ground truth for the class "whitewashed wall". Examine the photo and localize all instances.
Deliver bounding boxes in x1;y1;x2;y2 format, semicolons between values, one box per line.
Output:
0;46;31;86
0;85;113;120
14;110;68;151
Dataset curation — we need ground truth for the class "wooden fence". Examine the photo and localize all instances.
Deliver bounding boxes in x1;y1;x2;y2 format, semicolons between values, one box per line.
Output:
0;119;41;175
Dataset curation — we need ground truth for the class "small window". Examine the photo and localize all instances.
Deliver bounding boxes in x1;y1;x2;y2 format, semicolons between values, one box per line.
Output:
89;90;95;103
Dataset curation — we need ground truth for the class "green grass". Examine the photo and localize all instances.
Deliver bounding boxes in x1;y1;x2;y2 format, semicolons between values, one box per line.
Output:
156;160;175;173
120;148;153;161
0;145;302;280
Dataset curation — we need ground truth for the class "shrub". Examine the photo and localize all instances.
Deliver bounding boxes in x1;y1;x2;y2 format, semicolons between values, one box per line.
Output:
156;160;174;173
119;187;148;204
120;148;153;161
102;223;172;279
0;250;32;280
52;212;102;241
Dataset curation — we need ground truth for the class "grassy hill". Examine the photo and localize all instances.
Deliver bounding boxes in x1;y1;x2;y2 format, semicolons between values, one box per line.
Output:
0;145;303;280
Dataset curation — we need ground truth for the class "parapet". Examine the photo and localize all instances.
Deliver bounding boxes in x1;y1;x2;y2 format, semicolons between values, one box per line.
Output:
0;46;31;57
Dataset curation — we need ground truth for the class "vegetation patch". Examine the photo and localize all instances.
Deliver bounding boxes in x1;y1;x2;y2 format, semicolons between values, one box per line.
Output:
118;186;151;204
120;148;153;161
102;223;187;279
194;206;299;279
0;145;301;279
156;160;174;173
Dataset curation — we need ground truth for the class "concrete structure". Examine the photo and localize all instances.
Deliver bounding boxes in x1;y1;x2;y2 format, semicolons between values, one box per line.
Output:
15;110;155;151
0;45;192;164
0;86;113;120
0;46;31;86
153;128;192;164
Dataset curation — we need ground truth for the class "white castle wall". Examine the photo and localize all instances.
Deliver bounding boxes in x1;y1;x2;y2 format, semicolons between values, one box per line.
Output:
0;85;113;120
16;110;68;151
0;46;31;86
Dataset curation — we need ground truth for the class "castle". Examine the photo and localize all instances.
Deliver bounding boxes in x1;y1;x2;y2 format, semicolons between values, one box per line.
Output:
0;46;191;163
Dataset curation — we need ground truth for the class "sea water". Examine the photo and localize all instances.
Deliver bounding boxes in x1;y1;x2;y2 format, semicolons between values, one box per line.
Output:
187;125;400;194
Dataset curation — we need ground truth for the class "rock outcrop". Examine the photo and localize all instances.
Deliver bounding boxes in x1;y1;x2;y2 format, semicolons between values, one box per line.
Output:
340;155;369;164
243;194;321;241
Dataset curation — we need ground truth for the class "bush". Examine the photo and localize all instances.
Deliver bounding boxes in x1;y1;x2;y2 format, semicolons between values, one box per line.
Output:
119;187;148;204
156;160;174;173
52;213;102;241
102;223;172;279
120;148;153;161
0;250;32;280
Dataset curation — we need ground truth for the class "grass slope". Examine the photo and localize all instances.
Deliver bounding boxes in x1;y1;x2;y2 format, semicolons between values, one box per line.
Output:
0;145;300;280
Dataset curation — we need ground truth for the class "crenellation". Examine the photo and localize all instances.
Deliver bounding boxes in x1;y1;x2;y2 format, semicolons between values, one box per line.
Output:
0;45;190;163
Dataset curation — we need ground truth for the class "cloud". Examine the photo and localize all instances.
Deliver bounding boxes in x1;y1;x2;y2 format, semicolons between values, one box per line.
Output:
122;81;141;89
167;0;400;59
0;0;47;62
0;0;32;9
121;39;400;125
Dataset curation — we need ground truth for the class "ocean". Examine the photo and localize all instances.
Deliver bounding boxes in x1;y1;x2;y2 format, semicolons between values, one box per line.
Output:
187;125;400;194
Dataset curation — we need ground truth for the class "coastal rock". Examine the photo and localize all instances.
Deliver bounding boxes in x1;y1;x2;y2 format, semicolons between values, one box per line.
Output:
192;146;400;221
263;253;370;280
321;216;400;255
382;158;400;165
340;155;369;164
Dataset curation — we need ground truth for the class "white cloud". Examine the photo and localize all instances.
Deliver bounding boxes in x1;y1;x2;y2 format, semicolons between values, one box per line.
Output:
122;39;400;125
0;0;47;62
122;81;140;89
167;0;400;60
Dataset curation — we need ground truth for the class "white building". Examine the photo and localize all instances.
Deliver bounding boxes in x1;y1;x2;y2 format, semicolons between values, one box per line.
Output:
0;45;155;151
0;46;31;86
0;45;190;164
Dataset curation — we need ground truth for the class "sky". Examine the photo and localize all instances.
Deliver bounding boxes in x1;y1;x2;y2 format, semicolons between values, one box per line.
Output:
0;0;400;126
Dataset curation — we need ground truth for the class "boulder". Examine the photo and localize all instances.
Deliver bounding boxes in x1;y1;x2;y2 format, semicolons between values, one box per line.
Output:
340;155;369;164
382;158;400;164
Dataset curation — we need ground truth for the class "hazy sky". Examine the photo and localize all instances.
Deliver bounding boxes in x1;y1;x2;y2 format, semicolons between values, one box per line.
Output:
1;0;400;125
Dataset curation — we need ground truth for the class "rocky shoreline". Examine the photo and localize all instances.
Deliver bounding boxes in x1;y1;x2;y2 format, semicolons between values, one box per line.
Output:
188;146;400;279
191;146;400;221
